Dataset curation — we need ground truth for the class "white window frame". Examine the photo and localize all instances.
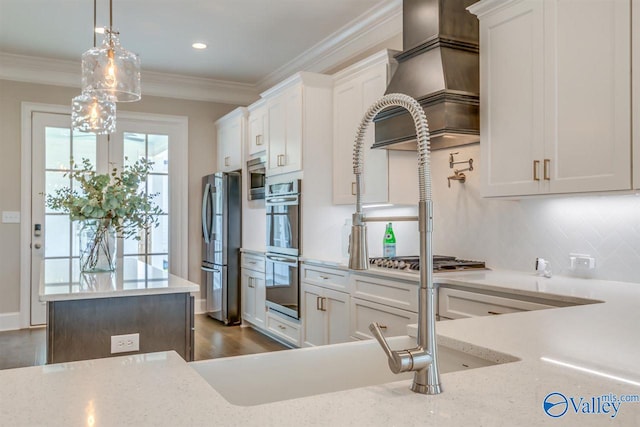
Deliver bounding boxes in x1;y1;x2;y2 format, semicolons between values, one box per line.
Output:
20;102;189;328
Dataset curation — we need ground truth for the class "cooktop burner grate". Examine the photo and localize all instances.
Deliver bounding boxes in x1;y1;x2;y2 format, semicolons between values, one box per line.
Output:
369;256;486;272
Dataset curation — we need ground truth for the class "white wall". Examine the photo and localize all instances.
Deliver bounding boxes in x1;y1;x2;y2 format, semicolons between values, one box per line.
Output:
301;140;640;284
0;79;236;316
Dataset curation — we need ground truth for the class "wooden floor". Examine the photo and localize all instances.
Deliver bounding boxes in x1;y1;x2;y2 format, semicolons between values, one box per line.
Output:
0;314;287;370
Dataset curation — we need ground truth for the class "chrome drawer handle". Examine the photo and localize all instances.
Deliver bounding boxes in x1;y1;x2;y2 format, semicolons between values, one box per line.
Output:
278;325;286;330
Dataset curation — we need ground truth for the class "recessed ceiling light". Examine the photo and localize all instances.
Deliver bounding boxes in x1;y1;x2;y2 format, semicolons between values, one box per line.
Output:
192;42;207;50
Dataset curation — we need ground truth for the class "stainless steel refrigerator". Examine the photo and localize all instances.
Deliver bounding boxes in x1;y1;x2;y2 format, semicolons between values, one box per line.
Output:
201;172;241;324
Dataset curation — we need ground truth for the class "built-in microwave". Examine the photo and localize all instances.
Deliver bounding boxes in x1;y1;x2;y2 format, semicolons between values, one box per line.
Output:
247;156;266;200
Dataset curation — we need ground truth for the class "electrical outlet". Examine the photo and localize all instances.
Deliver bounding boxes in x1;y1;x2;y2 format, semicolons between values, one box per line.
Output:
110;333;140;354
569;253;596;270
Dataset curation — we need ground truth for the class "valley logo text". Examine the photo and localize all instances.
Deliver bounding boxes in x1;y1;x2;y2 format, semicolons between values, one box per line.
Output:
543;392;640;419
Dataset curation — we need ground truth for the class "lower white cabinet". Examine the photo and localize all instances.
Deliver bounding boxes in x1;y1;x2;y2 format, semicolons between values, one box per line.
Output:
241;253;266;328
301;282;350;347
350;297;417;341
438;287;555;320
266;311;301;347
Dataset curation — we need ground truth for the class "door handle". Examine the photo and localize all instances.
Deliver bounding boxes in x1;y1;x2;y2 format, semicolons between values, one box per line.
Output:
543;159;551;181
533;160;540;181
201;266;220;273
33;243;42;249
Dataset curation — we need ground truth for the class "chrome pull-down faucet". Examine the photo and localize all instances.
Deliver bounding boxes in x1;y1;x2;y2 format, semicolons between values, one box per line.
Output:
348;93;442;395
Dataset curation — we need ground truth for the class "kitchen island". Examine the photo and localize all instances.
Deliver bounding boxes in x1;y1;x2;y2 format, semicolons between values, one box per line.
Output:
40;259;198;364
3;269;638;425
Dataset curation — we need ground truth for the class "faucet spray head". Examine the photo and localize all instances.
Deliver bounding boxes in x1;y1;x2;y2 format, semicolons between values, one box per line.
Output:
348;213;369;270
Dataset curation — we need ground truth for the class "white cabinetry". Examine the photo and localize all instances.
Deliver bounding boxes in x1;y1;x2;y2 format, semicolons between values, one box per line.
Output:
247;100;267;157
471;0;631;197
349;273;418;340
262;72;333;177
332;51;396;204
240;253;266;328
301;283;350;347
266;311;301;347
215;107;247;172
300;265;351;347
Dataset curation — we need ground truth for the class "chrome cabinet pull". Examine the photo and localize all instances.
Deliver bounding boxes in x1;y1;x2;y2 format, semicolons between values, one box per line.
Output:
224;156;230;167
533;160;540;181
316;296;322;311
321;297;327;312
543;159;551;181
351;182;356;196
319;275;329;280
277;154;285;167
256;134;264;146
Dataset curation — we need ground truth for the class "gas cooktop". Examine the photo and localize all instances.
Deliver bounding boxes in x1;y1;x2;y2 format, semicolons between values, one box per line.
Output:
369;256;486;272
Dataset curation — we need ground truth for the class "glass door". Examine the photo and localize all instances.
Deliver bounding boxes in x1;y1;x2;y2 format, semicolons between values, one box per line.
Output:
31;112;103;325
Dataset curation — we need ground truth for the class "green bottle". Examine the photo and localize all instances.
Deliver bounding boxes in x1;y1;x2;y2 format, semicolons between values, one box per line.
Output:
383;222;396;258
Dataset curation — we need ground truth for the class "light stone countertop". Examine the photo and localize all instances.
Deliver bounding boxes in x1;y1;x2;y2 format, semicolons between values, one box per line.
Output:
5;268;640;426
39;258;199;302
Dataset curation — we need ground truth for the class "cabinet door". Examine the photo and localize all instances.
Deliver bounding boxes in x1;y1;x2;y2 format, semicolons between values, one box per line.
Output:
266;93;286;176
480;1;545;197
248;106;267;156
241;271;255;324
302;282;325;347
265;85;303;176
350;298;417;340
545;0;631;193
217;120;242;172
253;274;266;328
333;66;389;204
324;288;350;345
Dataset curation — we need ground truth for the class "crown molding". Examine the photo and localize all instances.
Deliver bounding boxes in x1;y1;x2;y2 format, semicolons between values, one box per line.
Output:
0;52;259;105
256;0;402;92
0;1;401;106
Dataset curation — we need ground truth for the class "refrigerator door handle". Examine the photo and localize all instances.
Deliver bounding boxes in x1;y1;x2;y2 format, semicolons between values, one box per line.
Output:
201;266;221;273
210;185;217;242
202;182;211;244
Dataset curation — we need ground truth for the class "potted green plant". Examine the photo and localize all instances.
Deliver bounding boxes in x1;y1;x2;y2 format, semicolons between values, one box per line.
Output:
46;158;163;273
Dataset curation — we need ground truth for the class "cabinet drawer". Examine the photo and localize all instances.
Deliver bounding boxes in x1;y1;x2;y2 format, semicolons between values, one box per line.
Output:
350;274;417;312
241;253;265;273
350;298;417;340
301;264;349;292
438;287;555;320
266;312;301;347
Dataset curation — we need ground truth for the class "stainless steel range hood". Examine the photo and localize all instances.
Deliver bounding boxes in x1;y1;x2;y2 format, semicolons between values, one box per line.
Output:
373;0;479;151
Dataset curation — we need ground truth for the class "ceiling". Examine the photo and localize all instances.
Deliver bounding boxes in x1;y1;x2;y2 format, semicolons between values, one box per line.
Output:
0;0;395;90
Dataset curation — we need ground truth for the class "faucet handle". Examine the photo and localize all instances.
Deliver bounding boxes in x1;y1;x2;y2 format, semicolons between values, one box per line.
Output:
369;323;415;373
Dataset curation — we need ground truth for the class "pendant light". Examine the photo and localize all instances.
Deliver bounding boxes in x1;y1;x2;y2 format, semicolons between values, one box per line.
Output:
81;0;141;102
72;0;116;134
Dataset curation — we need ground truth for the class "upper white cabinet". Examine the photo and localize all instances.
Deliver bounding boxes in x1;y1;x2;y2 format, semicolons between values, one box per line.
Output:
471;0;632;197
261;72;333;177
247;100;267;157
332;51;396;204
215;107;248;172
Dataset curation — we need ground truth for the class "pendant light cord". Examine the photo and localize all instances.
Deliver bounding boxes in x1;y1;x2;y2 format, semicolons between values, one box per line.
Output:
93;0;96;47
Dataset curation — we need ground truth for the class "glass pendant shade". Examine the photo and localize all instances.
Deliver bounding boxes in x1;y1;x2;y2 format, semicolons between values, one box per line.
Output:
72;93;116;134
82;31;141;102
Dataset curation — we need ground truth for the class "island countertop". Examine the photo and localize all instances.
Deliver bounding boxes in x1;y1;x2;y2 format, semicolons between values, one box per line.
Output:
4;269;639;425
39;258;199;302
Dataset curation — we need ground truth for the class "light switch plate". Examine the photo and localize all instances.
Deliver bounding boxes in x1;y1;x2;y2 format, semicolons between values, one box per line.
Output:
2;211;21;224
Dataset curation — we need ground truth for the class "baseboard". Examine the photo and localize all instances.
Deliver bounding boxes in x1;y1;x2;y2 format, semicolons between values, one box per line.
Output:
194;298;206;314
0;312;21;331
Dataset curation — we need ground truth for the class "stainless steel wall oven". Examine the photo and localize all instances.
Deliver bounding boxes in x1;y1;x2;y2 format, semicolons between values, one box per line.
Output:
265;178;301;319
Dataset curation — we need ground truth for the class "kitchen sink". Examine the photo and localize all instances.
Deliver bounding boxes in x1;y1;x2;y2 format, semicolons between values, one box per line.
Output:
189;336;518;406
